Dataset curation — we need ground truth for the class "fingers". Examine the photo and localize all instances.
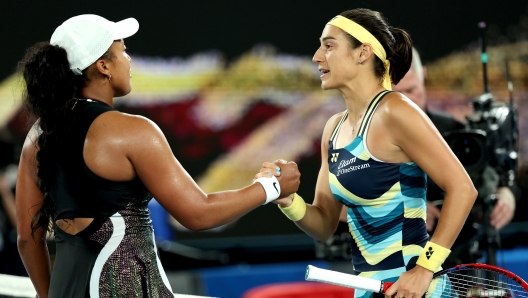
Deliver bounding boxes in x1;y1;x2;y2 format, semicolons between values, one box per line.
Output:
384;282;406;298
384;283;397;298
426;217;435;233
385;287;411;298
275;162;301;197
253;172;273;181
271;194;294;206
430;206;441;217
426;201;441;217
490;199;514;230
260;162;282;176
273;159;288;164
385;267;432;298
425;202;440;232
262;161;278;169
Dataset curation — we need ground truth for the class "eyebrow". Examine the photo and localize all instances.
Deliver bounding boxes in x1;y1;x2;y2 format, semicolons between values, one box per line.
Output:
320;36;337;42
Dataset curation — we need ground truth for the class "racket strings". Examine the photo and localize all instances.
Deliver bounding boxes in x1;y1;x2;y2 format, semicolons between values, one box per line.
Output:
427;270;528;298
449;271;527;297
437;279;527;298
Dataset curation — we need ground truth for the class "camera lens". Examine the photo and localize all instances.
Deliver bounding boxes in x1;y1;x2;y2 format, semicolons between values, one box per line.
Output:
451;137;482;166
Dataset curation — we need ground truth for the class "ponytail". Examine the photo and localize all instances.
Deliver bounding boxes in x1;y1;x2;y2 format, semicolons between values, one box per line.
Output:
18;42;82;239
339;9;413;85
387;27;413;84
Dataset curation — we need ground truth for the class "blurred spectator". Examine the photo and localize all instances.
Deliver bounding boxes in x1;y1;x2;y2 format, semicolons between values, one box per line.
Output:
513;164;528;223
391;47;518;266
0;137;26;275
392;47;516;232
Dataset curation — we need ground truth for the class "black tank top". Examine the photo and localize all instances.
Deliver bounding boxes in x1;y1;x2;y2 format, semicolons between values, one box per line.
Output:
50;100;151;220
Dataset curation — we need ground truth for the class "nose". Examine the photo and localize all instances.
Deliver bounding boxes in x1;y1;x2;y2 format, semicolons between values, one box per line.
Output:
312;47;323;64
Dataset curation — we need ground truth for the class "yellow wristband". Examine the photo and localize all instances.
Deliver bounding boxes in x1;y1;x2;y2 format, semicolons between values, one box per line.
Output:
278;193;306;221
416;241;451;272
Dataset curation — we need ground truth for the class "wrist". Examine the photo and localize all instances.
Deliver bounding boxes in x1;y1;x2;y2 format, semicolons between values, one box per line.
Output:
278;194;294;207
253;176;281;205
278;193;307;221
416;241;451;273
414;263;435;275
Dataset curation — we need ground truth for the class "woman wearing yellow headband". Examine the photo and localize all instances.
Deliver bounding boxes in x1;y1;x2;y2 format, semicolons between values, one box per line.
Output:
258;8;476;298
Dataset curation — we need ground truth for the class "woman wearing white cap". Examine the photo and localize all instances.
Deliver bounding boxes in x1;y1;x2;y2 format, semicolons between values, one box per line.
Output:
258;8;477;298
16;14;300;297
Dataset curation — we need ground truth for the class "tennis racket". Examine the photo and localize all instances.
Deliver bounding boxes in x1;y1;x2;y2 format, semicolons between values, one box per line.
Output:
306;263;528;297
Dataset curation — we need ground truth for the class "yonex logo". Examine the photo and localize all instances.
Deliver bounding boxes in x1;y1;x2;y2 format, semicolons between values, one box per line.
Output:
426;247;434;260
331;153;339;163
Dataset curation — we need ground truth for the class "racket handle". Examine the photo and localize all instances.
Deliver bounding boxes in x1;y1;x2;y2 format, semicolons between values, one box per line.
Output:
306;265;390;293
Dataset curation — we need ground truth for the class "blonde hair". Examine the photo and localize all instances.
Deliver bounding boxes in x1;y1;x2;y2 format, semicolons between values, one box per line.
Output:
410;47;424;82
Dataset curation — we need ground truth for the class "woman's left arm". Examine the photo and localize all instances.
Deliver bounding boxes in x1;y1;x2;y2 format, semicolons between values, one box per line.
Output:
16;127;51;298
382;93;477;298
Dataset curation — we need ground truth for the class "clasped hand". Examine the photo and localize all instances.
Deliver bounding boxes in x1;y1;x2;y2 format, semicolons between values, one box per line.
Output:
254;159;300;205
384;265;433;298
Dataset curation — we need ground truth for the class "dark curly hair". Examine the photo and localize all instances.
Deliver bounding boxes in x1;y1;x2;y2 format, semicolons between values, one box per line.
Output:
339;8;413;85
18;41;112;239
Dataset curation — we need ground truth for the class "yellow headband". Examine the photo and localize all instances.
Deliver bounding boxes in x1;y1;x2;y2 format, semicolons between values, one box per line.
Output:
327;15;391;90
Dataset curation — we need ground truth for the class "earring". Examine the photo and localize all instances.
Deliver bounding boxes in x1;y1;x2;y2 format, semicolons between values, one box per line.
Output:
108;75;112;81
358;59;363;64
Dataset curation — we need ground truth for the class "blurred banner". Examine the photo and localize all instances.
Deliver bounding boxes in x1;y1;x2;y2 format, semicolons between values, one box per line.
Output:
0;42;527;248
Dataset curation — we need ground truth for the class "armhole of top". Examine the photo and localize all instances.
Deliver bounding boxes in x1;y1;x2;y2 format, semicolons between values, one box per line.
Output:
362;102;387;163
81;104;121;181
330;111;348;149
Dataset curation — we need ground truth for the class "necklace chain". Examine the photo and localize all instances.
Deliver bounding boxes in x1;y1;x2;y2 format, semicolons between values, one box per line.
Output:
348;88;382;136
349;111;364;137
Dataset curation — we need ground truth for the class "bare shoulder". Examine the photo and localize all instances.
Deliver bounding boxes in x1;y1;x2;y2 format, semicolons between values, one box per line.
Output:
323;111;346;136
376;91;427;123
19;121;42;180
21;121;41;157
94;111;165;138
320;111;346;150
98;112;169;156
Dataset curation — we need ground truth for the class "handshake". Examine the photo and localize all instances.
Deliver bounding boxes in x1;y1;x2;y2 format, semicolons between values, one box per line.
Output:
253;159;301;206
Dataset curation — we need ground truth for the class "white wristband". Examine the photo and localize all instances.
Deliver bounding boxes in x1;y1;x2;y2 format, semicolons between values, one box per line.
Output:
253;176;281;205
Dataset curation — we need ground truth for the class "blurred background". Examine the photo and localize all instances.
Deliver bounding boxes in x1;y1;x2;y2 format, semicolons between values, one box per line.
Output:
1;1;528;297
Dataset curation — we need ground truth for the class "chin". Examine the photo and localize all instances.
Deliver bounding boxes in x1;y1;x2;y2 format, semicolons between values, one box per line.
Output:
320;82;336;90
115;87;132;98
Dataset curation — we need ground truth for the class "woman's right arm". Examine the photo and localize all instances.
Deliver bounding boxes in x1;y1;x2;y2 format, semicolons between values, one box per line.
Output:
124;115;300;231
276;115;344;242
16;126;51;298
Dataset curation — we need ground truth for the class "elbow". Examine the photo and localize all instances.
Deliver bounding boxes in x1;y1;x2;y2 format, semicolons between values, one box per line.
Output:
466;181;478;202
17;234;32;248
446;178;478;202
182;220;207;232
17;236;35;254
471;186;478;201
17;232;45;251
17;238;27;252
454;180;478;206
310;225;338;243
176;212;217;232
317;235;332;243
316;229;337;243
182;221;217;232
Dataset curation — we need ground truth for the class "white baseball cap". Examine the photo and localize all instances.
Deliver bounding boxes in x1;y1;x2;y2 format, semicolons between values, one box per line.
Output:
50;14;139;75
